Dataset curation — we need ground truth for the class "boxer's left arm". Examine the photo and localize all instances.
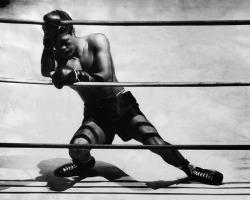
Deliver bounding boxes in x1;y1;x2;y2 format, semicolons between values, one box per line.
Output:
50;34;113;89
77;34;113;82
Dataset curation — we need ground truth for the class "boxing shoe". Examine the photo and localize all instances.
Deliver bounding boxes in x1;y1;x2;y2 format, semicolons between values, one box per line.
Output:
54;156;95;177
185;164;223;185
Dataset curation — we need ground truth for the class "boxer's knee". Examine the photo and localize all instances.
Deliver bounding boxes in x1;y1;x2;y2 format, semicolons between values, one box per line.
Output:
69;121;106;163
69;136;91;162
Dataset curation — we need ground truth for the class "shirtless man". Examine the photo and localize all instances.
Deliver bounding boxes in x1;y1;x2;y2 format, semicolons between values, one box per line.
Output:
41;10;223;185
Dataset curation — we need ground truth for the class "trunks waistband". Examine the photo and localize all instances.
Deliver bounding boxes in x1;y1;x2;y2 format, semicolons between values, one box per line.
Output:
84;90;131;108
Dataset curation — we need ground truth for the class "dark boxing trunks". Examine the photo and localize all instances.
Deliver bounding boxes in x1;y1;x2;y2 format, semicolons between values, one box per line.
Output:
82;91;144;144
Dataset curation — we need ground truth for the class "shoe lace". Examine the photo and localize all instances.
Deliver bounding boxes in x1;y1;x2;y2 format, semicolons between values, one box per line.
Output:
63;164;76;172
192;168;213;180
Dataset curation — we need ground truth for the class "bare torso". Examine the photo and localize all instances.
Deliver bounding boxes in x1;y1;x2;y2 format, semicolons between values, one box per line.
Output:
55;34;124;102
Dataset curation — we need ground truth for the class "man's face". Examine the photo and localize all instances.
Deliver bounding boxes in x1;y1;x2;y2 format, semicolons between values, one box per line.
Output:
54;33;75;58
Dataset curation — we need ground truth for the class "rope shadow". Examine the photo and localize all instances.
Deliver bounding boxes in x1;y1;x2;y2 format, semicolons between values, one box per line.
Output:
0;155;190;192
36;158;189;192
145;178;190;189
1;156;249;195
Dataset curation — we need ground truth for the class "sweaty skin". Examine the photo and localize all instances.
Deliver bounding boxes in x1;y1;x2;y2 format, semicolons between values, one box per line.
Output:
41;33;124;102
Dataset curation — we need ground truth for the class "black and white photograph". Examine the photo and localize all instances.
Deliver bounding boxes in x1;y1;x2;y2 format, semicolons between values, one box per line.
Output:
0;0;249;199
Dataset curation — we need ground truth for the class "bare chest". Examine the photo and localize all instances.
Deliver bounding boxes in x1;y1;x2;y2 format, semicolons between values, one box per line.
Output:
66;51;94;72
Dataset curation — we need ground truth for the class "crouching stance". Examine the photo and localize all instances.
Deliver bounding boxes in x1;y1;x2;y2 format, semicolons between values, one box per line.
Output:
41;10;223;185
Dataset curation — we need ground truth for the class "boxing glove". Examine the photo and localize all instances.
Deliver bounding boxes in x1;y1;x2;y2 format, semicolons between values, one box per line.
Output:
43;12;61;27
43;12;69;37
42;12;62;49
43;12;61;35
51;66;77;89
51;67;90;89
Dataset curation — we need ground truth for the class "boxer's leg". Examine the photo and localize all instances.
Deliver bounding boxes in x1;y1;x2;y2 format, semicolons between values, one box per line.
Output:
127;115;189;169
127;115;223;185
54;120;106;177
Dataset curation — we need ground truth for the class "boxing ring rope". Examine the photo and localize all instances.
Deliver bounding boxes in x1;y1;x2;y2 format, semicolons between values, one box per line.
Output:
0;143;249;150
2;18;250;26
1;78;250;87
0;18;250;152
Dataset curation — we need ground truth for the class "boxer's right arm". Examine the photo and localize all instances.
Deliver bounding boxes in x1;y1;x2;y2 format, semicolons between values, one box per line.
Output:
41;48;55;77
41;12;62;77
41;21;56;77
